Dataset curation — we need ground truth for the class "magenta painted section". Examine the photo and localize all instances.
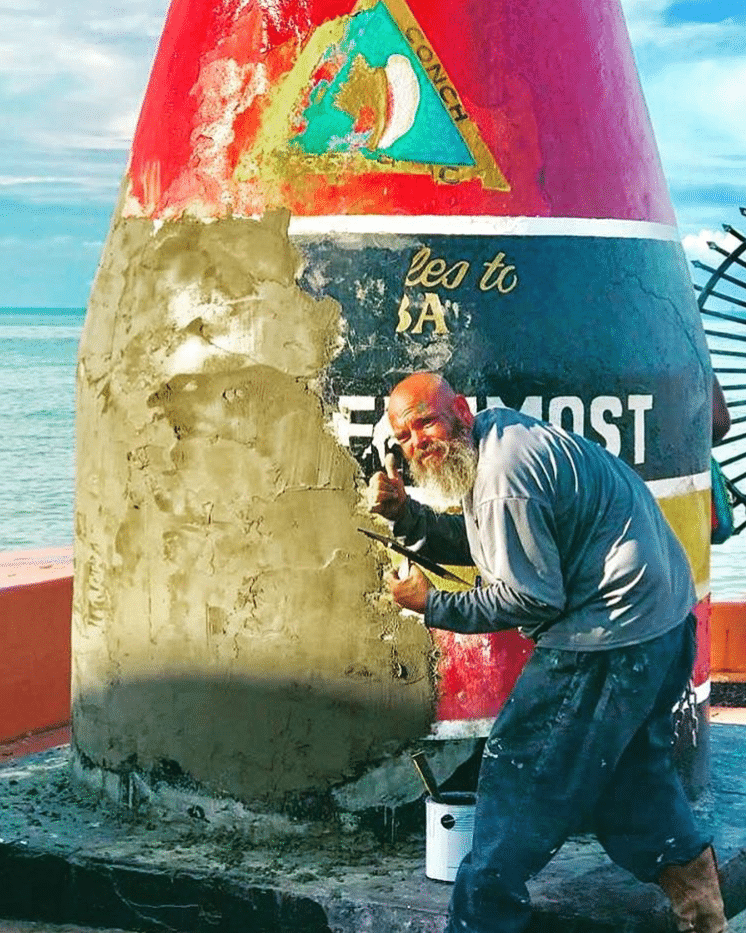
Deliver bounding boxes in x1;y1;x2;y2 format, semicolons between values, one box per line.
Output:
468;0;674;222
128;0;675;223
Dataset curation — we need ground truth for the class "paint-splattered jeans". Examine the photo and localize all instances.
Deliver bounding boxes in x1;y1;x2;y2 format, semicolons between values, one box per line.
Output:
444;616;709;933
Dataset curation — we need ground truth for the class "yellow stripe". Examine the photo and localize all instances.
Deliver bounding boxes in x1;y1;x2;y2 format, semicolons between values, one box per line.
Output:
655;487;710;594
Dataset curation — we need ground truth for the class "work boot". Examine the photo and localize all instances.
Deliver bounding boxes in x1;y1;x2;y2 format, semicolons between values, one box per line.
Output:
658;846;729;933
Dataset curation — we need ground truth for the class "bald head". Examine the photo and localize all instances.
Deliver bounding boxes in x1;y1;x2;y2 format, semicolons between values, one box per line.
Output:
389;373;455;422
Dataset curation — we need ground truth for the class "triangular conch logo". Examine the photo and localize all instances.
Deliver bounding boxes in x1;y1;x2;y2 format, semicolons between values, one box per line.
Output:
235;0;510;191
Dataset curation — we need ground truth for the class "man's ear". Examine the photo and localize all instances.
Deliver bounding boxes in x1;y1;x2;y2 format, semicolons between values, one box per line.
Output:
453;394;475;428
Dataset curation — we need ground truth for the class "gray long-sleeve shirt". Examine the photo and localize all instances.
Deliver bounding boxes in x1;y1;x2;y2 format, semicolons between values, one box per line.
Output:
393;407;696;650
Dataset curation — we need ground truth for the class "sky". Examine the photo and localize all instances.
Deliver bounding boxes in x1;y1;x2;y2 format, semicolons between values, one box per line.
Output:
0;0;745;307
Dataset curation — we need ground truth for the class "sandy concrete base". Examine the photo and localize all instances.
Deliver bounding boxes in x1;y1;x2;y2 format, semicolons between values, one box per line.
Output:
0;725;745;932
712;706;746;725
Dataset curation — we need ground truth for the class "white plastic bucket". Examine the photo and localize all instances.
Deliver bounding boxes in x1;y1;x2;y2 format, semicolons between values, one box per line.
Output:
425;791;476;882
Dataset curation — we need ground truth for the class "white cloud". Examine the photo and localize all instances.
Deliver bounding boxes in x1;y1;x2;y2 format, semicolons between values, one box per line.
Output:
0;175;76;185
620;0;746;235
624;9;740;58
0;233;98;250
682;229;741;262
642;57;746;169
0;0;168;201
4;39;154;150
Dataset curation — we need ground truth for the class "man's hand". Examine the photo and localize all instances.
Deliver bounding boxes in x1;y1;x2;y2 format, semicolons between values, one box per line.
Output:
385;563;431;615
367;453;407;521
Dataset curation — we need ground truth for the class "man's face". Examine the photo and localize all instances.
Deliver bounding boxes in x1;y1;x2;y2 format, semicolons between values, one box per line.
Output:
388;390;477;504
388;395;459;466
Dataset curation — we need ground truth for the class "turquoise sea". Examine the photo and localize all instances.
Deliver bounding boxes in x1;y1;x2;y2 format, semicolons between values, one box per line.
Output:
1;307;744;599
0;308;84;553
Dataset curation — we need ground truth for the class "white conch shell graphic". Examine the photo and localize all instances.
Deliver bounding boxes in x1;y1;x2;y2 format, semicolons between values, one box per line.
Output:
377;54;421;150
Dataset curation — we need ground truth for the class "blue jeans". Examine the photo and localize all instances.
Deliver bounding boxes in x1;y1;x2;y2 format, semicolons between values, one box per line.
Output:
445;617;709;933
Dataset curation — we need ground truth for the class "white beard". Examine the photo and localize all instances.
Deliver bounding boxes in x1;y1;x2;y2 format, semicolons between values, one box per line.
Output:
409;434;478;510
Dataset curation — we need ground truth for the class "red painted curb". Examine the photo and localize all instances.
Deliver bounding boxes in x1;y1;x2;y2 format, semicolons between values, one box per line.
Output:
0;548;72;753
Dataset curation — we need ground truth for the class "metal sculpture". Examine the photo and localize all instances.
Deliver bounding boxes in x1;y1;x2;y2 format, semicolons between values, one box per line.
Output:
693;207;746;535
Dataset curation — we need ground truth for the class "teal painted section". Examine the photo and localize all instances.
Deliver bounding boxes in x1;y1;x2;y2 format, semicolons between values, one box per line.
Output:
299;233;712;483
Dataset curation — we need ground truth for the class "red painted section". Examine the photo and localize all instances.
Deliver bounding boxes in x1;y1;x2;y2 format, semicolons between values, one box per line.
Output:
0;725;71;763
0;548;72;750
692;597;711;689
128;0;674;223
435;596;711;723
434;629;533;722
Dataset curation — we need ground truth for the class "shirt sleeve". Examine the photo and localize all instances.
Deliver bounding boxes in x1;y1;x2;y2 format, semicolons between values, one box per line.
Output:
392;497;472;565
425;495;566;634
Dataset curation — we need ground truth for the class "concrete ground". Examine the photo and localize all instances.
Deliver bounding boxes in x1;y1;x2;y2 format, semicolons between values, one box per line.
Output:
0;720;745;933
713;707;746;725
0;925;134;932
0;915;693;932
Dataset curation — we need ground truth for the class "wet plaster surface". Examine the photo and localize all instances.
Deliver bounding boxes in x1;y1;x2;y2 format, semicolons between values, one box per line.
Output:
74;208;436;804
1;727;745;933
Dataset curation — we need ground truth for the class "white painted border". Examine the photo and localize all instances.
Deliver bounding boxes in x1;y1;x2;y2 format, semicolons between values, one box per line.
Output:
695;678;711;705
429;718;494;740
287;215;681;241
647;469;711;499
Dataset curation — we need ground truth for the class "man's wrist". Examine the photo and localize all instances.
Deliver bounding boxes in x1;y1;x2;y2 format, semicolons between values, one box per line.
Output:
391;497;407;523
423;587;438;628
391;496;415;535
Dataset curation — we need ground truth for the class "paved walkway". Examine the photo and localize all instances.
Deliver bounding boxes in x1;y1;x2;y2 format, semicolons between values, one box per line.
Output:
0;926;135;932
712;706;746;725
0;723;744;933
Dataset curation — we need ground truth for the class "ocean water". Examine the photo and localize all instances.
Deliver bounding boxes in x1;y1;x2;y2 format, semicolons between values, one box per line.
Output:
0;307;744;599
711;533;746;602
0;308;85;552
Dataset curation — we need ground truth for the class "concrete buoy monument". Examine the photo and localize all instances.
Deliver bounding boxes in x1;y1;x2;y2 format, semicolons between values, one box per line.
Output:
73;0;713;814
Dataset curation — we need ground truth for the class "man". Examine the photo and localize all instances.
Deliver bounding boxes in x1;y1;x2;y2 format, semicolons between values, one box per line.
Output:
368;372;727;933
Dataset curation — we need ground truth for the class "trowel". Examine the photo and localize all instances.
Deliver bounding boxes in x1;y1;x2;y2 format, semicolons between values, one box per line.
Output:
411;751;445;803
358;528;470;585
